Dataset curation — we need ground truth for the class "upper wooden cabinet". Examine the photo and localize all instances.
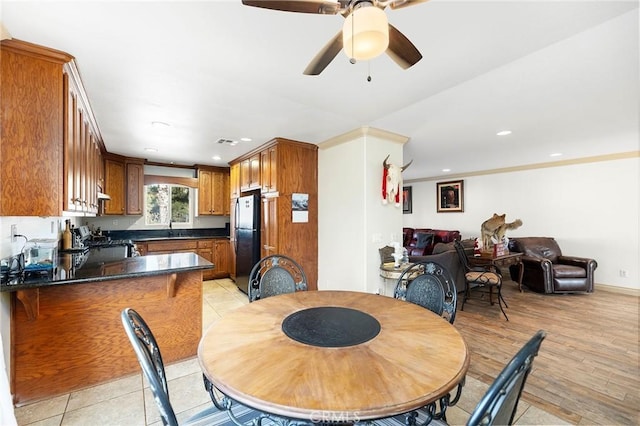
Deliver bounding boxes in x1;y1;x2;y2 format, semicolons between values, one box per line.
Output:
230;163;240;199
261;145;278;193
0;39;105;216
240;154;260;191
63;64;104;215
197;167;229;216
125;160;144;215
103;156;125;215
103;154;144;216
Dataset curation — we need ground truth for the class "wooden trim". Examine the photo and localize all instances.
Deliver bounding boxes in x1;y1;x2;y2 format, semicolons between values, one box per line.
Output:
144;175;199;188
229;137;317;165
594;282;640;296
406;151;640;183
1;38;73;64
16;289;39;321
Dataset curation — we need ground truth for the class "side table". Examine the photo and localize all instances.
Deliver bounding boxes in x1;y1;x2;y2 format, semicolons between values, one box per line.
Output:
379;262;415;296
469;252;524;292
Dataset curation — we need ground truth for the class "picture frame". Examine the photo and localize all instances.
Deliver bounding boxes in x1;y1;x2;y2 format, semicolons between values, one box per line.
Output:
402;186;412;214
437;180;464;213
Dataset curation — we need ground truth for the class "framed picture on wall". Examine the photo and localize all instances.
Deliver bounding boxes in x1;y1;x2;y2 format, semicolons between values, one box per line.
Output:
437;180;464;213
402;186;412;214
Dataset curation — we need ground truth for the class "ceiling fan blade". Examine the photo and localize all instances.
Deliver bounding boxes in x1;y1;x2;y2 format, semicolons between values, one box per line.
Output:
242;0;340;14
303;31;343;75
389;0;431;10
386;24;422;69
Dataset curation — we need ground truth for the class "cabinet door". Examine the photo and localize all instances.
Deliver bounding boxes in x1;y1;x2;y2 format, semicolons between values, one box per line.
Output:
197;240;214;279
240;154;261;191
223;172;230;215
213;239;230;277
230;163;240;199
63;73;81;212
198;169;213;215
103;159;125;215
211;171;224;215
261;145;278;193
125;161;144;215
261;196;278;258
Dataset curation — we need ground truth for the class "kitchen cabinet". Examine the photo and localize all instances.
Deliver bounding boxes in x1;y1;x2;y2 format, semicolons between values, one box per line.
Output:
0;39;105;216
260;144;277;193
197;239;214;279
197;167;228;216
139;238;228;279
230;163;240;199
213;239;230;278
63;64;104;214
125;159;144;215
230;138;318;289
103;154;144;216
103;156;125;215
240;154;260;191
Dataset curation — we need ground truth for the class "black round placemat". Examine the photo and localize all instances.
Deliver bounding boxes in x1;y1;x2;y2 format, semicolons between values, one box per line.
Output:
282;307;381;347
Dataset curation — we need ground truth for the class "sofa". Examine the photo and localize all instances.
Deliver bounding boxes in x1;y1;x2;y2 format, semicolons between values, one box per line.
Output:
403;227;462;256
408;239;475;294
507;237;597;294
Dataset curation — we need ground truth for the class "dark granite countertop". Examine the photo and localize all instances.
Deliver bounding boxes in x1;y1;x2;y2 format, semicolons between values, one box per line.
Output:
105;227;230;242
0;252;214;292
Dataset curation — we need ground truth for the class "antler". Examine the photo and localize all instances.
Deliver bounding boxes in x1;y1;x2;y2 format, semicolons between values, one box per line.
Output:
383;155;390;170
401;159;413;171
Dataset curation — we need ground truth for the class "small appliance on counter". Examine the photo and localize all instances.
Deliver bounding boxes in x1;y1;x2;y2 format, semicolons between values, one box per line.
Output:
22;238;57;278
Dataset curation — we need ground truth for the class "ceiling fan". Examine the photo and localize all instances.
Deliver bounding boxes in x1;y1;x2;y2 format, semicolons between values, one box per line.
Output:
241;0;427;75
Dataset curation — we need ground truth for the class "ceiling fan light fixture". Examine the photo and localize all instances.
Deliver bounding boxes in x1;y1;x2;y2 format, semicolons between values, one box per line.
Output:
343;6;389;61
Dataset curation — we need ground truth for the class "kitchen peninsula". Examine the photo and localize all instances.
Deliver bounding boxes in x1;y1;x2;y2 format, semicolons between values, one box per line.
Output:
1;252;213;404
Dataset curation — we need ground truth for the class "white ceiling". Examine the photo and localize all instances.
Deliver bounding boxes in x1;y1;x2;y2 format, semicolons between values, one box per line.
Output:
1;1;638;181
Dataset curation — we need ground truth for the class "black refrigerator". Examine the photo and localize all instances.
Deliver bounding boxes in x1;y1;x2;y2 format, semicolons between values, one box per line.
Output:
234;193;261;294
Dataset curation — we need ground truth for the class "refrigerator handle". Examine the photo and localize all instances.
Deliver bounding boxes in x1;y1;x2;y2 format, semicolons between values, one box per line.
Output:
234;198;240;254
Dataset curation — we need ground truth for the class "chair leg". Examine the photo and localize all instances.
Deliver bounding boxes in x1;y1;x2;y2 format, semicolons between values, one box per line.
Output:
497;285;509;321
461;283;471;311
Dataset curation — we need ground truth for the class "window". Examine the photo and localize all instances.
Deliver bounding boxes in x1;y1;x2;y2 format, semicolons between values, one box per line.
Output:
145;184;192;226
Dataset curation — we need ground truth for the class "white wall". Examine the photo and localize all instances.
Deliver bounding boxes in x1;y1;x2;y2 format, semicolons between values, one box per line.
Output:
403;155;639;290
318;127;407;293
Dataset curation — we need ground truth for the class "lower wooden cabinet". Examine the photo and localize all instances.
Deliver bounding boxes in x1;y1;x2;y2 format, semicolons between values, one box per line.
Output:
136;238;230;280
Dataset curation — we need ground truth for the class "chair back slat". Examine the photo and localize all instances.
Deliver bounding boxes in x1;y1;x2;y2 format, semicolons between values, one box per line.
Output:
249;255;308;302
394;261;457;324
467;330;546;426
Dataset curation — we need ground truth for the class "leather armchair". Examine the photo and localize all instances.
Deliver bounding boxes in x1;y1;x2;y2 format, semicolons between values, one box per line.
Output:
507;237;597;294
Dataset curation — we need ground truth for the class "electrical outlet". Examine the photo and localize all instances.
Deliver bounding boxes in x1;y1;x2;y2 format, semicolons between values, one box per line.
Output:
11;224;17;242
619;269;628;278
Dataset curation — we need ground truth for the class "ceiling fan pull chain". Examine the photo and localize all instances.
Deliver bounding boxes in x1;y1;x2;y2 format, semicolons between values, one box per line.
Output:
367;60;372;82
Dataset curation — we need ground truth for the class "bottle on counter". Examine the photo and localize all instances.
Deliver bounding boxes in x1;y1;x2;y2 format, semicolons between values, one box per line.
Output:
62;219;72;250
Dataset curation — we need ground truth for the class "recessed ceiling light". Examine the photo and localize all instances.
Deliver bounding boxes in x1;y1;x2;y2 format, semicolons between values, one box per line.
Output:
212;155;221;160
442;168;451;172
496;130;512;136
151;121;170;128
240;137;252;142
550;152;563;157
144;147;158;152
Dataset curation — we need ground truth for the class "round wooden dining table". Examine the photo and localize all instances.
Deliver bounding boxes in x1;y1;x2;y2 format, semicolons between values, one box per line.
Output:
198;290;469;422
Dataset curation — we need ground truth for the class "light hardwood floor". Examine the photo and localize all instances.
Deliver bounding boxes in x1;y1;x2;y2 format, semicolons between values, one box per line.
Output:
455;279;639;425
13;278;639;425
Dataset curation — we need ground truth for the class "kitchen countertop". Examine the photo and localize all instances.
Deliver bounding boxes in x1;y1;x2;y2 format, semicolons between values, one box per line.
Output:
0;251;214;292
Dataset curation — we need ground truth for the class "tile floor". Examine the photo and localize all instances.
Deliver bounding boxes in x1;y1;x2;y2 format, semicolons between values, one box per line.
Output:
14;279;570;426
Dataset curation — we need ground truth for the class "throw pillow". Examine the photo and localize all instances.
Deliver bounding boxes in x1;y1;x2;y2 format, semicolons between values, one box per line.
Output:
416;232;434;249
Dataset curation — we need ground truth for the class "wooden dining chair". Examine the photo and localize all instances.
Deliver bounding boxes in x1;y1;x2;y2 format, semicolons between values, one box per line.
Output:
466;330;547;425
121;308;266;426
248;254;307;302
394;261;458;324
